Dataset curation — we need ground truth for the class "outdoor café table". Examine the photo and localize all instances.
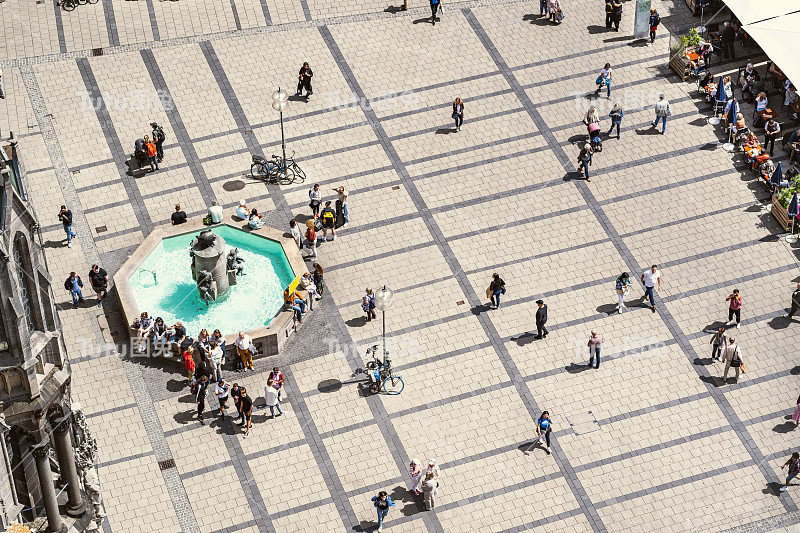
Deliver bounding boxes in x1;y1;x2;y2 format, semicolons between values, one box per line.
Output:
791;101;800;117
759;108;779;120
791;142;800;164
686;50;700;62
744;143;762;163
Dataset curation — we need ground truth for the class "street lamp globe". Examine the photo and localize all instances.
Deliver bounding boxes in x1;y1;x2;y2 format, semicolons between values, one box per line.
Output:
374;286;394;312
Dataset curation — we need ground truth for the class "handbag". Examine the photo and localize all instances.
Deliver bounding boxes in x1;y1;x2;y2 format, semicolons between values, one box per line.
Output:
596;75;604;86
730;347;742;367
486;287;492;299
452;112;458;119
557;8;564;21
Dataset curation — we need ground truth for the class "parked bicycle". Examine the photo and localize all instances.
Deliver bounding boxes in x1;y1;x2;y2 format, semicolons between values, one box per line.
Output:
250;152;306;185
364;345;404;395
58;0;99;12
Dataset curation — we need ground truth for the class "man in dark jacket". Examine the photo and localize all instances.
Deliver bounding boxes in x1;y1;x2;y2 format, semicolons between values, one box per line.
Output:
64;272;84;307
605;0;613;29
786;283;800;319
296;63;313;97
534;300;548;339
610;0;622;32
88;264;108;308
721;21;736;60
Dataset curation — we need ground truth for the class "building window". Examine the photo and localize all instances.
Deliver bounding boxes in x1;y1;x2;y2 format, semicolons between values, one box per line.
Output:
12;238;35;334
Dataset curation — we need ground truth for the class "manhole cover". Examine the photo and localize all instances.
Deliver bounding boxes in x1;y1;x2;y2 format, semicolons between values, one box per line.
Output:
566;411;600;435
223;180;246;192
158;459;176;471
95;226;107;233
91;48;104;57
318;379;342;393
391;186;400;190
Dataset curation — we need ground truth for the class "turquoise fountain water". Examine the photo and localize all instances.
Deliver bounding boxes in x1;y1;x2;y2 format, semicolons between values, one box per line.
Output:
128;226;295;336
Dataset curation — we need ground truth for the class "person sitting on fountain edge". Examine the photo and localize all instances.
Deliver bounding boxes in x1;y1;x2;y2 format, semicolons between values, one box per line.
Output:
284;288;307;324
168;320;187;355
248;208;264;229
236;199;250;220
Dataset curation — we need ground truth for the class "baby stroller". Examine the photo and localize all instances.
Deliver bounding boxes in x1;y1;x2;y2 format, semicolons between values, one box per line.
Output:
588;122;603;152
133;138;148;168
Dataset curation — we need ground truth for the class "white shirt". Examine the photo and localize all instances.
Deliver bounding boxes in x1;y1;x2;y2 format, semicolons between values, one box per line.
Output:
642;269;661;288
236;206;249;219
600;67;612;81
215;384;228;398
756;99;767;111
235;334;253;351
264;385;279;406
426;464;440;478
209;205;223;223
210;346;224;364
290;225;302;243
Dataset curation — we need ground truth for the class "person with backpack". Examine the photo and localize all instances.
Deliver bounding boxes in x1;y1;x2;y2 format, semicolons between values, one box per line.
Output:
195;375;210;424
295;63;313;98
648;8;660;45
144;135;158;172
651;94;671;135
320;201;336;242
305;220;317;261
488;273;505;310
610;0;622;31
537;411;553;454
615;272;631;313
371;491;396;532
605;0;613;29
780;452;800;492
722;337;742;384
150;122;166;162
363;288;377;321
709;327;726;362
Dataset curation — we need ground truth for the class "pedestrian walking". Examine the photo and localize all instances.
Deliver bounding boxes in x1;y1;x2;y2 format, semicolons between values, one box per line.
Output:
546;0;560;23
58;205;77;248
422;473;437;510
264;378;284;418
608;103;623;140
595;64;613;98
577;143;593;182
726;289;742;329
780;452;800;492
289;219;302;250
584;106;600;130
239;386;253;437
234;331;255;371
489;273;505;310
295;62;313;97
452;97;464;132
605;0;613;29
231;383;243;423
722;337;743;384
615;272;631;313
641;264;661;312
333;185;349;226
709;327;726;362
309;184;322;218
540;0;549;16
183;346;195;382
305;220;317;261
144;135;158;172
0;68;5;100
372;492;395;532
171;204;187;225
648;8;661;45
215;379;230;419
429;0;440;25
534;300;548;339
721;21;736;60
150;122;166;162
88;264;108;307
791;394;800;428
764;119;780;156
320;201;336;242
313;263;325;298
363;289;377;321
651;94;671;135
409;458;423;495
537;411;552;454
587;330;603;368
786;283;800;319
610;0;622;31
268;366;285;400
64;272;85;307
196;375;209;424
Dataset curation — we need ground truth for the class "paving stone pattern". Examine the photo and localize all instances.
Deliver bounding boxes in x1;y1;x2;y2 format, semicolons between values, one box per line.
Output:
2;0;800;532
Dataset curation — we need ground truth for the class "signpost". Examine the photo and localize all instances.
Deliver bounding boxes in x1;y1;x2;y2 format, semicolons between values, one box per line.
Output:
634;0;652;39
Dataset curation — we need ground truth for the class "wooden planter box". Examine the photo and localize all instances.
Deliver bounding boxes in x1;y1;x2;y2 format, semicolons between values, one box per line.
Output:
771;194;792;231
669;53;691;80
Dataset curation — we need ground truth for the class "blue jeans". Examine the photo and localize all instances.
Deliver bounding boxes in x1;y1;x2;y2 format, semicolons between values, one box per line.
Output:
653;115;667;134
149;155;159;171
608;122;620;138
292;298;306;320
579;160;590;179
268;403;283;417
377;508;389;528
539;0;548;14
342;203;349;224
589;347;601;368
644;286;655;306
71;288;83;305
64;224;76;245
491;290;502;308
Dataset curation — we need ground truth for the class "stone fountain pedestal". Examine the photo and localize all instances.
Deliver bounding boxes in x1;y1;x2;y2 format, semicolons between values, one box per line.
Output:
191;230;229;301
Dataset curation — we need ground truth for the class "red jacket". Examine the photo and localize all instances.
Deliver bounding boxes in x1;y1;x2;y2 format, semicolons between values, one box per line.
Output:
145;142;157;157
184;351;195;371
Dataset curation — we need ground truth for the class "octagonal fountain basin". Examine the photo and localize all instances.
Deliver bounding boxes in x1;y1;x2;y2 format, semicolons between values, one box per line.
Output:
128;225;295;334
114;223;306;355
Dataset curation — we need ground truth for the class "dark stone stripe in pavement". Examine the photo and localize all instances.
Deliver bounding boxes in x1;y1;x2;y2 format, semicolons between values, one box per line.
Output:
102;0;119;46
145;0;160;41
140;49;217;208
76;58;154;236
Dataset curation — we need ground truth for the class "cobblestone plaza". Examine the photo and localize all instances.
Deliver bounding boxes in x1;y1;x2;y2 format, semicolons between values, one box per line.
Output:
2;0;800;531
